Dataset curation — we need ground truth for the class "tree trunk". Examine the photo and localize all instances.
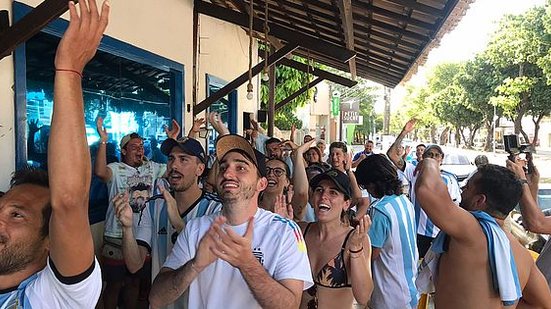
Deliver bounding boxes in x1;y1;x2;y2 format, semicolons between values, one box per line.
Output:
468;125;480;149
456;126;463;147
431;126;438;144
532;113;544;150
439;127;449;145
484;119;493;152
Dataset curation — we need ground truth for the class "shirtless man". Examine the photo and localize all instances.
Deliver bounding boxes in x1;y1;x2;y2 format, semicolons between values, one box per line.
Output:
415;159;551;308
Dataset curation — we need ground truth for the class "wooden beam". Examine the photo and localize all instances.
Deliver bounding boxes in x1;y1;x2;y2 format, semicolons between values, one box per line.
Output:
0;0;75;60
336;0;356;80
388;0;444;17
193;42;299;116
275;77;323;110
228;0;284;49
258;50;356;87
195;0;355;63
279;58;356;88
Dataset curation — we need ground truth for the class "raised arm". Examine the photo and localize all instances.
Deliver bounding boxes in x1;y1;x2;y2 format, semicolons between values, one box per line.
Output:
345;152;363;206
49;0;109;275
94;116;112;182
165;119;181;139
289;140;315;221
209;112;230;136
387;119;416;171
415;158;480;242
187;117;205;138
507;159;551;234
347;215;374;306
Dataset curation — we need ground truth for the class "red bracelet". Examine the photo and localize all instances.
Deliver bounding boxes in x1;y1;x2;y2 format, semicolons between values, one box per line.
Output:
56;68;83;78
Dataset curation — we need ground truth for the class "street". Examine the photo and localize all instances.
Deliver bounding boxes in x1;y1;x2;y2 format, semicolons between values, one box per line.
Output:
349;144;551;181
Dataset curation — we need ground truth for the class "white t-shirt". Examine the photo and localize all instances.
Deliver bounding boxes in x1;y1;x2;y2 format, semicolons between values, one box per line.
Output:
104;161;166;238
135;183;223;280
0;258;102;308
163;208;314;309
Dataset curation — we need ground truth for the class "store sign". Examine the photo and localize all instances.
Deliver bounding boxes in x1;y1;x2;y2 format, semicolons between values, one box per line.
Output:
340;99;359;124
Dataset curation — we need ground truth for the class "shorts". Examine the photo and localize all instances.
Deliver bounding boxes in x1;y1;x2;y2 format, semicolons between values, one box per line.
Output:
101;236;152;282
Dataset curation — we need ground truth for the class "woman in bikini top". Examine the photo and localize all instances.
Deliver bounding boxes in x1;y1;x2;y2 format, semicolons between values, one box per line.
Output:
299;169;374;309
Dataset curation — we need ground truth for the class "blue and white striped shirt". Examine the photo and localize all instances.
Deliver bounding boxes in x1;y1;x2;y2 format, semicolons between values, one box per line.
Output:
368;194;419;309
409;166;462;238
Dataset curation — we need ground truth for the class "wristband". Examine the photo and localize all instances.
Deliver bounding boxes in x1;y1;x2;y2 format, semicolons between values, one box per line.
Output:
349;247;363;254
100;141;107;145
56;68;83;78
519;179;529;185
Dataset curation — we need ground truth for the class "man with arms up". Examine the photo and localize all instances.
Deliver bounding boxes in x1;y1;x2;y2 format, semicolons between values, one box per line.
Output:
388;119;461;256
149;134;313;308
113;137;222;307
507;156;551;288
351;140;374;168
0;1;108;306
415;159;551;308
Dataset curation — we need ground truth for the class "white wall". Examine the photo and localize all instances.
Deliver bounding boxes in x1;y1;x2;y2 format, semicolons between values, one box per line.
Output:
0;0;259;191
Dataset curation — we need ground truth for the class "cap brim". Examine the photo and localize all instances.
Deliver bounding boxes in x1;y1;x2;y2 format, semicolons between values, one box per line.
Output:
309;173;350;198
216;135;257;166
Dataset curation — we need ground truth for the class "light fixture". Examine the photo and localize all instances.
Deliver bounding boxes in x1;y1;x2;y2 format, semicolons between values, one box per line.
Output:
247;82;254;100
261;70;269;82
246;0;254;101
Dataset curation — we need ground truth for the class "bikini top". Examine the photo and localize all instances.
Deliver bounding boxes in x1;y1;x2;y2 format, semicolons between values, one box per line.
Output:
304;223;354;289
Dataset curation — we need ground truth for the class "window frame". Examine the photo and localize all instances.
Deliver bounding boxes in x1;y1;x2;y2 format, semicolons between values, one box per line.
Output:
13;1;184;169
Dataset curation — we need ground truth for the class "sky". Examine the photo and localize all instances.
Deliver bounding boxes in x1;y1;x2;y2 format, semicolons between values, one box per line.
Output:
379;0;547;112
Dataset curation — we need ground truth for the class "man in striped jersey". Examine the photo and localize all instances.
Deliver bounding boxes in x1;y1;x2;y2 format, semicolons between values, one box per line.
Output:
387;119;461;257
114;137;222;308
355;154;419;308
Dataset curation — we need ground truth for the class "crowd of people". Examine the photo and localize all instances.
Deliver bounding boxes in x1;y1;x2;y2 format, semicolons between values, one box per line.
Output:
2;1;551;308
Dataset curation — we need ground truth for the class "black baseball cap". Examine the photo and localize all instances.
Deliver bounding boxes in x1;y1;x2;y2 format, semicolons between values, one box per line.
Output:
161;137;206;163
216;134;267;177
309;169;351;199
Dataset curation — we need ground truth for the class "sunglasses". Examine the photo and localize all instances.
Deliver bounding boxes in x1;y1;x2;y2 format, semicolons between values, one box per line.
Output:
266;167;286;177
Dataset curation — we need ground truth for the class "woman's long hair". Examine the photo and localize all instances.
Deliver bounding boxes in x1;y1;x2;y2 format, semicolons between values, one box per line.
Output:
355;154;402;198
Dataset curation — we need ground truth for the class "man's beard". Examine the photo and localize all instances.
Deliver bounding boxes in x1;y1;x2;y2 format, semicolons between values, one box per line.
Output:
0;236;45;275
220;184;256;205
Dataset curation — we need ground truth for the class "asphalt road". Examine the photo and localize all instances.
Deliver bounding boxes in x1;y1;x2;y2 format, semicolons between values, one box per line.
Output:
349;144;551;181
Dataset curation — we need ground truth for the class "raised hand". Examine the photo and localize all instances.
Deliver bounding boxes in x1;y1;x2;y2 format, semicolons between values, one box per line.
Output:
96;117;108;142
348;215;371;252
403;118;417;134
210;216;255;269
295;139;316;155
55;0;110;74
274;193;294;219
164;119;181;139
113;192;133;228
28;119;41;134
192;118;205;133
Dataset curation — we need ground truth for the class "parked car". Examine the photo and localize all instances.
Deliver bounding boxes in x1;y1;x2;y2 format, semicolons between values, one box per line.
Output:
538;183;551;211
441;153;477;183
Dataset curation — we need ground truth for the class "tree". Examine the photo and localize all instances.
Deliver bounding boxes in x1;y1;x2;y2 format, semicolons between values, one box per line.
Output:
485;7;551;145
458;55;505;151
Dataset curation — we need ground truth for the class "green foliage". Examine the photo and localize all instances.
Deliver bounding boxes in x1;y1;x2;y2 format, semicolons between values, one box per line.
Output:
260;57;315;130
